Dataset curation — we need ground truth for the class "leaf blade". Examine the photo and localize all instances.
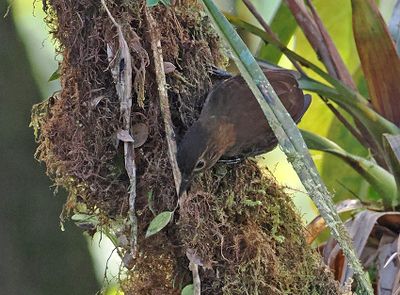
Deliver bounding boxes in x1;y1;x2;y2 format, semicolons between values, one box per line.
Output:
145;211;173;238
352;0;400;125
302;129;396;207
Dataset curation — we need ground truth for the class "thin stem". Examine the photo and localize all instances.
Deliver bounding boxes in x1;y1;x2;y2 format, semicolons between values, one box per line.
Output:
242;0;305;75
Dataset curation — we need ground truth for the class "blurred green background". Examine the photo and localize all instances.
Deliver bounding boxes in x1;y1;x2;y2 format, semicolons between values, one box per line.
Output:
0;0;396;294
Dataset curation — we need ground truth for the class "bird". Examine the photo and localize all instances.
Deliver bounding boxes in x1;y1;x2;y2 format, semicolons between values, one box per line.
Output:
177;67;311;196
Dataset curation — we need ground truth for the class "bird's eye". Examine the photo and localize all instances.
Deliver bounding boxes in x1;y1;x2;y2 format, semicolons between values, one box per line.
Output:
194;159;206;171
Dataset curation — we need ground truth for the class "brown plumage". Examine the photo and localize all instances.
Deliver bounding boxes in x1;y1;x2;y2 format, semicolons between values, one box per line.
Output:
177;67;311;195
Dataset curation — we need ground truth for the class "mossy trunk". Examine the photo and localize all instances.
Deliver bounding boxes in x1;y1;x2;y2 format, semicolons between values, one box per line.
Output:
32;0;340;294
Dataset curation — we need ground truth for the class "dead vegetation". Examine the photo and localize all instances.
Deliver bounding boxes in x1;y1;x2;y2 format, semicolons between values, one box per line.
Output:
31;0;339;293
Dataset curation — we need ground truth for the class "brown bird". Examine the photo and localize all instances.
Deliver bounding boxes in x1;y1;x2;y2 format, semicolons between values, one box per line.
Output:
177;67;311;195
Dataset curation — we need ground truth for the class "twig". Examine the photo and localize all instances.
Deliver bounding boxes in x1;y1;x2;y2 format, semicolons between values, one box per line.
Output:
186;250;201;295
304;0;356;89
285;0;355;89
144;8;182;196
102;0;138;256
242;0;305;76
189;261;201;295
322;98;365;146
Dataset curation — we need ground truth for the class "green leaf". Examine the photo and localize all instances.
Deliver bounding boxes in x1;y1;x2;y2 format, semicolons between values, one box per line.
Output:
48;67;60;81
257;3;297;63
298;75;400;156
145;211;173;238
302;129;396;207
160;0;171;6
181;284;194;295
146;0;160;7
352;0;400;125
146;0;171;7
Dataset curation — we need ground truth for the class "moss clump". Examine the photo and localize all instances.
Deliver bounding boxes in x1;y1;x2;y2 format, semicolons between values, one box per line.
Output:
179;161;339;294
32;0;223;219
32;0;339;293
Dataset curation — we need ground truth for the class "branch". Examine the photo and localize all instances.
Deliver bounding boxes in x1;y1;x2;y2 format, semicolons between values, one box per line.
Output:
102;0;138;256
286;0;356;89
242;0;305;76
144;8;182;197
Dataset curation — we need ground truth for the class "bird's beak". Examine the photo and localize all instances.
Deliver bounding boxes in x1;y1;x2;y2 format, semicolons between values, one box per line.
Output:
179;177;190;197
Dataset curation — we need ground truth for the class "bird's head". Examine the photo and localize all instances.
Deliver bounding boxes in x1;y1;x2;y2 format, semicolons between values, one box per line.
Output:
177;118;235;196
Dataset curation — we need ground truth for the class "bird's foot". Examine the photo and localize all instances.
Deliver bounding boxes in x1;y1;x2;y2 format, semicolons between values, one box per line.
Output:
209;67;233;79
218;157;244;165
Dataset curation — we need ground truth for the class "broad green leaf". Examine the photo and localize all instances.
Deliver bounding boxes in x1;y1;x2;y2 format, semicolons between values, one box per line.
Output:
291;1;366;201
352;0;400;125
181;284;194;295
295;0;360;74
258;3;297;64
257;3;297;63
145;211;173;238
48;67;60;81
235;0;281;54
302;129;396;207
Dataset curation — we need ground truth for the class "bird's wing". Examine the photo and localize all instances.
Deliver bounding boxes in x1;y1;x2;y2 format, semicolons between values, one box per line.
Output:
264;70;311;123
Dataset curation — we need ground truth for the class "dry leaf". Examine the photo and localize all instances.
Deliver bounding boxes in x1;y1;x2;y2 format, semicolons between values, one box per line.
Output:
352;0;400;125
117;129;135;143
306;199;363;244
323;210;400;293
131;122;149;148
163;61;176;74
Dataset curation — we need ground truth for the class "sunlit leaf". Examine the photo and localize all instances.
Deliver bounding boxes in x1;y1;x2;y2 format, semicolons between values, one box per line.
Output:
302;129;396;207
181;284;194;295
286;0;355;88
257;3;297;63
352;0;400;125
299;75;400;157
48;67;60;81
235;0;281;54
145;211;173;238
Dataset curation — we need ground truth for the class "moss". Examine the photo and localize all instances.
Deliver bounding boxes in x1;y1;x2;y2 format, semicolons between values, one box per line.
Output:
179;162;339;294
32;0;339;293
